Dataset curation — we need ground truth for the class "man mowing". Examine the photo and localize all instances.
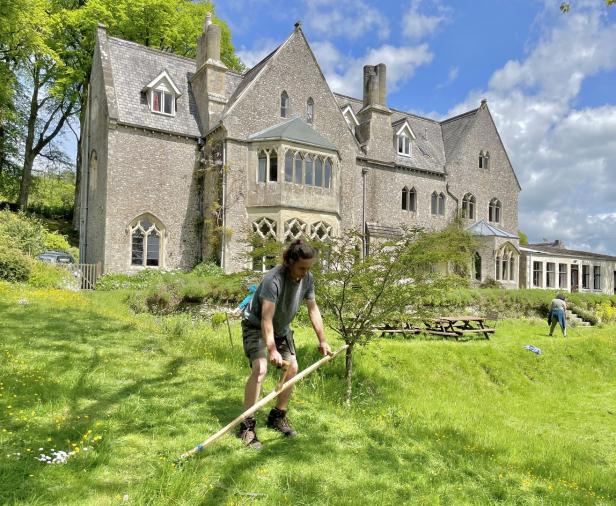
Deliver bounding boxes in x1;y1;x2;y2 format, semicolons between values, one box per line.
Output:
237;239;332;449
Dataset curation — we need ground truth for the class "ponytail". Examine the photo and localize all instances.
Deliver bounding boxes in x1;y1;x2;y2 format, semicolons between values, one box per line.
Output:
282;239;316;267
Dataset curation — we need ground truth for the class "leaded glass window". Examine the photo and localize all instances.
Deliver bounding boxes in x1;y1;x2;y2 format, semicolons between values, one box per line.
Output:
130;217;163;267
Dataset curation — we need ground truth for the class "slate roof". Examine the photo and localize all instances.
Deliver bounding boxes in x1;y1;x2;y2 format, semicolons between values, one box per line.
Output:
441;110;478;161
467;220;518;239
522;244;616;262
221;45;280;119
333;92;477;175
106;36;202;137
248;117;337;151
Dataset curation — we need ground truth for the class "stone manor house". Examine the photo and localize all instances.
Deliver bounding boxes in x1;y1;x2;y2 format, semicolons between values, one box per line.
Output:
80;15;524;287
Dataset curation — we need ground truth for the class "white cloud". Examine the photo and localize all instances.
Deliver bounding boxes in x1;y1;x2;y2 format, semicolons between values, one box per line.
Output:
448;6;616;254
437;65;458;88
312;41;433;97
237;38;279;68
303;0;390;41
402;0;451;39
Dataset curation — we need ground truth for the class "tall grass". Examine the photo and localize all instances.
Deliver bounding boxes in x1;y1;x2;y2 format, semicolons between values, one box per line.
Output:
1;282;614;504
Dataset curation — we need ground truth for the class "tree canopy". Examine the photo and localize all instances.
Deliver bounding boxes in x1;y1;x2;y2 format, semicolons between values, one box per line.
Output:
0;0;244;209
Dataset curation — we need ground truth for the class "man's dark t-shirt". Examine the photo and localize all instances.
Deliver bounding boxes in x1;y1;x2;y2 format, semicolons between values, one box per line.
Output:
244;265;315;336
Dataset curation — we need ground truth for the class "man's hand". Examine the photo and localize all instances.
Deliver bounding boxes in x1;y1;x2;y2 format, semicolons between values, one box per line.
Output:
269;348;283;367
319;341;332;356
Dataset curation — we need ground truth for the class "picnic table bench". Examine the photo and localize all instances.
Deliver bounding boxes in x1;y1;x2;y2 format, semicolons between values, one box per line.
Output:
422;316;495;340
373;322;422;337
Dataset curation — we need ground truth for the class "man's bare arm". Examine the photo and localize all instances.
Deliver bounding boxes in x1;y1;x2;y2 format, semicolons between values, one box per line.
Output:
306;299;332;355
261;300;282;366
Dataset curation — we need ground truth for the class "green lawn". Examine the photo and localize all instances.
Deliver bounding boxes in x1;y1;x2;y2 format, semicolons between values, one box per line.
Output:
1;282;615;505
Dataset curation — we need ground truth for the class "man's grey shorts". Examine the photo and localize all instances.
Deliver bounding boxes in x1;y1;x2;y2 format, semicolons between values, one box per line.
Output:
241;320;296;365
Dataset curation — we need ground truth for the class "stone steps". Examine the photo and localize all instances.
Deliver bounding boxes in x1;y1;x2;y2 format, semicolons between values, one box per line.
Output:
565;310;591;326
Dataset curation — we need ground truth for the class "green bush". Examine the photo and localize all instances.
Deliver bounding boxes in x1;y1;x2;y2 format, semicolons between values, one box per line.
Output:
180;281;208;303
146;285;174;313
210;311;227;328
28;261;74;289
0;245;32;282
0;210;47;256
191;261;224;277
596;302;616;323
43;230;72;252
479;277;502;289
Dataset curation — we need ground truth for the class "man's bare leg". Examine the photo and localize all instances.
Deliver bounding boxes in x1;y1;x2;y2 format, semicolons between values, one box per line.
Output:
244;358;268;410
275;359;298;411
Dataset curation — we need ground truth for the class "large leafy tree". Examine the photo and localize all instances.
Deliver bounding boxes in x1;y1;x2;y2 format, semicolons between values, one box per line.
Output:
0;0;243;211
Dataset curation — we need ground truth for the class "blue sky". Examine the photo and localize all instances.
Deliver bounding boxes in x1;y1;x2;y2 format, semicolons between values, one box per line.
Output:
213;0;616;255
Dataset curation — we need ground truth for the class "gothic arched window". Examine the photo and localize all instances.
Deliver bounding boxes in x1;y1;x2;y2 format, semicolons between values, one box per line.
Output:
130;215;164;267
462;193;476;219
489;198;501;223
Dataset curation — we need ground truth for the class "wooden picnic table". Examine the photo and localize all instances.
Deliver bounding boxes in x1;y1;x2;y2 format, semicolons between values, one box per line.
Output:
422;316;495;340
373;321;421;338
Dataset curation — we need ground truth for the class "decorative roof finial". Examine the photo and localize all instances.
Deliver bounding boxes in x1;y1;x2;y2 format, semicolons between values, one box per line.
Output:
294;20;301;31
205;12;212;30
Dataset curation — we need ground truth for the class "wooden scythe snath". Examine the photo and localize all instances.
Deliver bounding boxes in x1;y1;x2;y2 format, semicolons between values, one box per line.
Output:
178;344;349;461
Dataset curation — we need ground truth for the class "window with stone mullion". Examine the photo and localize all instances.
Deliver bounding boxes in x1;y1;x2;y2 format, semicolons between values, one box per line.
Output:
285;151;294;182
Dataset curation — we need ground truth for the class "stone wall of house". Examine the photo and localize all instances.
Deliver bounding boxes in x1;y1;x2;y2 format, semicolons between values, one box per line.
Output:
103;127;201;272
80;33;110;268
445;104;520;235
215;29;363;272
362;165;451;231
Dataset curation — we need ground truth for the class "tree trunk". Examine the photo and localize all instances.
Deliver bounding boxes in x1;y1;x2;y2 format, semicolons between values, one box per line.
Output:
345;343;354;406
18;152;35;209
19;64;40;210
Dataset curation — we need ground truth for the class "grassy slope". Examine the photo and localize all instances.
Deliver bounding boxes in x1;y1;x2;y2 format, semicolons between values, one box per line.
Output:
1;283;615;505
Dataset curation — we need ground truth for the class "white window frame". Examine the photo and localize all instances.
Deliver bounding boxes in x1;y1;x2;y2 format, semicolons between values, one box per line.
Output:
150;87;175;116
144;70;181;117
395;121;415;158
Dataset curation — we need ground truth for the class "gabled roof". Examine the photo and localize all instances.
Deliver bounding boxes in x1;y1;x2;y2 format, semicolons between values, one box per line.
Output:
440;108;479;162
220;44;282;119
521;244;616;262
248;117;337;151
105;35;201;137
341;104;359;127
393;119;416;138
467;220;518;239
143;69;182;96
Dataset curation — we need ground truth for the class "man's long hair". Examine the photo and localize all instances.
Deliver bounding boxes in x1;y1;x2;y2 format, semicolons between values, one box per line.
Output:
282;239;316;268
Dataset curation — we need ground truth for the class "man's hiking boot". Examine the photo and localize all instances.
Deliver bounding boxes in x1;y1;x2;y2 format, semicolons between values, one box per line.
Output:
237;417;262;450
266;407;297;437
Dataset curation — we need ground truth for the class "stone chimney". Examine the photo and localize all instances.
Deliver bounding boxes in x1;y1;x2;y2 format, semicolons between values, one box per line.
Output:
553;239;566;248
192;12;227;133
357;63;392;160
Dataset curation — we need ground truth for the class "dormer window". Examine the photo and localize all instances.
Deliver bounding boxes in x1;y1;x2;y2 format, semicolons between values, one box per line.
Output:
281;91;289;118
341;105;359;132
143;70;181;117
151;89;175;115
395;121;415;158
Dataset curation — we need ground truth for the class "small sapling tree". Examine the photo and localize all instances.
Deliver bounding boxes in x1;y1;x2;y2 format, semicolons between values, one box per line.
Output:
314;224;475;404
